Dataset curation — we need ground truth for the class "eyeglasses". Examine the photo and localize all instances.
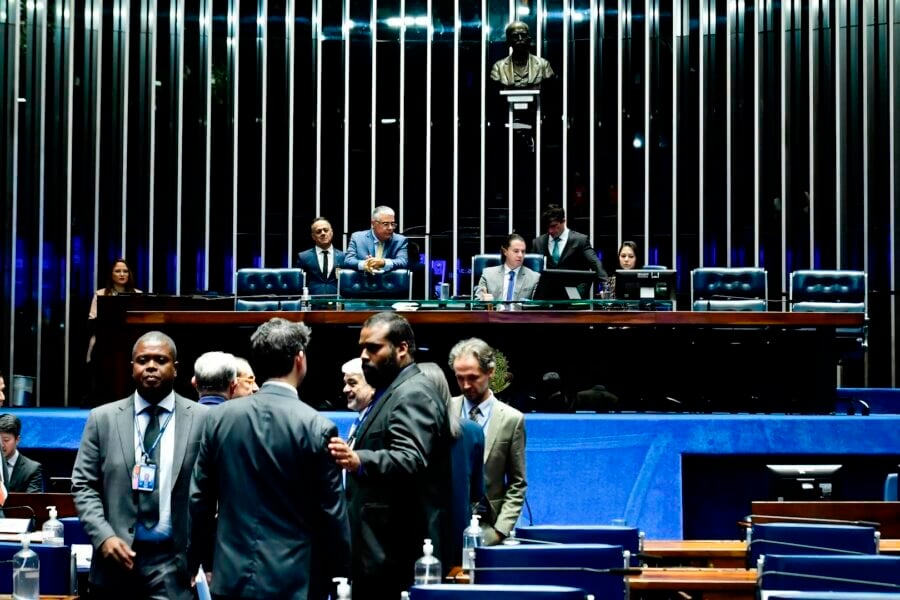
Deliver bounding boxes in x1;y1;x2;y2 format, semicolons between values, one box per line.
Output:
376;221;398;228
237;375;255;384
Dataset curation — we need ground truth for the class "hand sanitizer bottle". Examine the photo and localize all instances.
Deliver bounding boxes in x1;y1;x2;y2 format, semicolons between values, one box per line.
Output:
462;514;483;574
42;505;65;546
332;576;351;599
413;538;442;585
13;534;40;600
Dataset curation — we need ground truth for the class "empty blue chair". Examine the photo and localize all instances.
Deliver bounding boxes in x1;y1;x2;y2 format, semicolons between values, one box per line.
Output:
474;543;627;599
60;516;90;546
409;583;587;599
691;267;768;311
885;473;898;501
337;269;413;300
789;269;868;352
515;524;643;566
758;554;900;594
748;522;880;566
234;268;306;310
0;541;72;595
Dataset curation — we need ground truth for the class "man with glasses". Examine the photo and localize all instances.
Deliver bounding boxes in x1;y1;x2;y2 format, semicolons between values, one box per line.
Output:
233;356;259;397
344;205;409;274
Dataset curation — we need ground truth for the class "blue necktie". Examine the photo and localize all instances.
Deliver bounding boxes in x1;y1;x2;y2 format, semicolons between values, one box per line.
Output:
552;238;561;263
506;270;517;301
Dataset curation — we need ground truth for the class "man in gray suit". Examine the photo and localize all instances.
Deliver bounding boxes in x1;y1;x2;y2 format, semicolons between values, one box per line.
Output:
190;317;351;600
72;331;208;600
344;205;409;273
449;337;527;546
475;233;541;303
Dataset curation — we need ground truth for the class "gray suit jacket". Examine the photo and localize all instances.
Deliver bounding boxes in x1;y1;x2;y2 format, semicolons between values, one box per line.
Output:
344;229;409;272
449;396;527;545
190;382;351;600
476;265;540;301
72;393;208;587
8;453;43;493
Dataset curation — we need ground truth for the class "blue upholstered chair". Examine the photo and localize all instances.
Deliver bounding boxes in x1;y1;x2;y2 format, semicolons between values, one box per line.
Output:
789;269;868;350
757;554;900;595
337;269;412;300
747;522;880;566
514;524;643;566
409;583;587;599
60;516;90;546
885;473;898;501
234;268;306;311
471;253;545;297
473;543;628;599
0;541;73;595
691;267;768;311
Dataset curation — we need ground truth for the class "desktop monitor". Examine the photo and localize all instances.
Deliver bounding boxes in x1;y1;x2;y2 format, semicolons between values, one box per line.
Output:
615;269;677;302
533;269;598;301
767;463;843;501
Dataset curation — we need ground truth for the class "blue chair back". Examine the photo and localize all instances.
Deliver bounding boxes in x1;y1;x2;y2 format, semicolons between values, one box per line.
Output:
0;541;72;595
59;517;90;546
789;270;867;312
691;267;768;311
337;269;412;299
748;522;879;566
409;583;587;599
515;525;642;566
886;474;898;502
471;254;545;297
234;268;306;311
758;554;900;594
474;543;626;598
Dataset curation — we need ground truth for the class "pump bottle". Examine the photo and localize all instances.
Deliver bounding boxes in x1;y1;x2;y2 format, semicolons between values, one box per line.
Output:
413;538;442;585
42;505;65;546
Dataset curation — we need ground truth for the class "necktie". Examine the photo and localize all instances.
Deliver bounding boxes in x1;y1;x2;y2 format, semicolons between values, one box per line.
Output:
552;237;561;263
375;242;384;259
468;406;482;424
506;270;517;301
140;405;162;528
322;249;330;276
347;413;363;448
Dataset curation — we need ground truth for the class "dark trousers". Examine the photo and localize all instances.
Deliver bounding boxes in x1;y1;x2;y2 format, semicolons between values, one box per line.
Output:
89;542;193;600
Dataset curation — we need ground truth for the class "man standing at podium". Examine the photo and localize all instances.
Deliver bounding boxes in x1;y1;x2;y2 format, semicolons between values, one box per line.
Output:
532;204;607;277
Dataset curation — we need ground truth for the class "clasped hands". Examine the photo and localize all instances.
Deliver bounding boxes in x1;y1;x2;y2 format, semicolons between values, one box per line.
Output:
362;256;386;274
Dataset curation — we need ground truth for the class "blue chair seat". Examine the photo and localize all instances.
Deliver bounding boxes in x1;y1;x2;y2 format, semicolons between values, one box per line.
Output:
337;269;412;300
409;583;587;599
885;473;898;502
60;517;90;546
758;554;900;594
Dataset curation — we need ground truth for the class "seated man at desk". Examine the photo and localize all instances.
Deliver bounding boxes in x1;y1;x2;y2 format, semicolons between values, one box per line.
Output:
295;217;344;295
475;233;541;303
344;206;408;274
0;413;44;492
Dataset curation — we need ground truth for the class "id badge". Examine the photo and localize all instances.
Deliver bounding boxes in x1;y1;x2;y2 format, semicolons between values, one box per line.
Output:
132;463;157;492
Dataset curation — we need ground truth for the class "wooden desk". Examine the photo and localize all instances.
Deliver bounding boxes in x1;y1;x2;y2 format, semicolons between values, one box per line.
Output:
628;567;757;600
643;539;900;568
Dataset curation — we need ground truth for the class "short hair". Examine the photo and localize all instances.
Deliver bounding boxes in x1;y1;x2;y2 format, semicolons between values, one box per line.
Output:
542;204;566;226
0;413;22;437
132;331;177;360
372;205;395;220
362;311;417;355
234;356;254;378
500;233;526;253
448;337;496;374
310;217;331;230
193;351;238;393
342;357;364;375
250;317;312;382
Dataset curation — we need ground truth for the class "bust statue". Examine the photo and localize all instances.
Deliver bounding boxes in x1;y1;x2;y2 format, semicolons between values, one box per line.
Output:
490;21;555;89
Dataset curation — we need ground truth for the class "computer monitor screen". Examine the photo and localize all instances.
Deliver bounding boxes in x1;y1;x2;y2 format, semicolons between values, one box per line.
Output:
533;269;598;301
766;463;843;500
615;269;677;301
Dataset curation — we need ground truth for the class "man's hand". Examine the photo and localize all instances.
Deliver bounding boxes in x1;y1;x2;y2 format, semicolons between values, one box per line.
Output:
363;257;386;273
99;536;136;570
328;437;361;472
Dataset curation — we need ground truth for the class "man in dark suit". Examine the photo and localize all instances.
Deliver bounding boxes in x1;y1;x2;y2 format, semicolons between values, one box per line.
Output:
191;317;351;600
532;204;607;280
0;413;43;492
295;216;345;295
72;331;208;600
328;312;453;599
344;205;409;274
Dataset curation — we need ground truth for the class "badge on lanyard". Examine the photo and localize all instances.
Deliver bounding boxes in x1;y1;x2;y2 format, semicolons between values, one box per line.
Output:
132;460;157;492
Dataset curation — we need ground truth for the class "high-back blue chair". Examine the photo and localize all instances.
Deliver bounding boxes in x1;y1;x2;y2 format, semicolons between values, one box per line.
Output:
691;267;768;311
0;541;73;595
473;543;628;599
409;584;587;599
337;269;413;300
747;522;880;567
789;269;869;350
515;524;643;566
885;473;898;501
757;554;900;595
234;268;306;310
471;254;546;298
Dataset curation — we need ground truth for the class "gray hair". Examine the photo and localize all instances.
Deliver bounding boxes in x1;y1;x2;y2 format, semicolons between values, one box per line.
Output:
234;356;255;378
447;337;496;374
372;205;395;220
193;351;238;393
342;357;364;375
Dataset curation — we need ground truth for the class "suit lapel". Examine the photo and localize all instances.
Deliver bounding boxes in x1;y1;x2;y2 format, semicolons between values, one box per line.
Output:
116;396;137;472
356;364;420;443
171;395;191;485
484;401;504;461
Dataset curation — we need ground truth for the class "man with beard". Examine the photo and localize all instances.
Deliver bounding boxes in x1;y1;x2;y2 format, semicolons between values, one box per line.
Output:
328;312;453;599
72;331;208;600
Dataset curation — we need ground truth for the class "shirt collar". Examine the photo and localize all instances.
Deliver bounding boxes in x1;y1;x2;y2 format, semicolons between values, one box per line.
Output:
6;450;19;468
134;390;176;415
464;393;496;418
316;245;333;256
555;227;569;242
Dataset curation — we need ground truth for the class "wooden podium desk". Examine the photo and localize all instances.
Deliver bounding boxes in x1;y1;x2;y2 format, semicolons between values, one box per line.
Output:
628;567;757;600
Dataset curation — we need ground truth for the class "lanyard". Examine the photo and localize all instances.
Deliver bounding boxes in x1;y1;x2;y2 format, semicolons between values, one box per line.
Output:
134;408;174;462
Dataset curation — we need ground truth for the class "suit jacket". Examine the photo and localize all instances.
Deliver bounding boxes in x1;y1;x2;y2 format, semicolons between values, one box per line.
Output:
344;229;409;272
295;246;345;296
449;419;486;566
190;382;351;600
476;265;540;301
7;453;43;493
347;363;453;593
71;393;208;587
449;396;527;545
532;229;607;278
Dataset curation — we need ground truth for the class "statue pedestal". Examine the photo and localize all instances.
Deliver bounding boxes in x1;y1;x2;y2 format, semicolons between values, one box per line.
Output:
499;89;541;231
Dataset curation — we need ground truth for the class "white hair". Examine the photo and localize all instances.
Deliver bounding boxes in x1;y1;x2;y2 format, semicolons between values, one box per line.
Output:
342;357;363;375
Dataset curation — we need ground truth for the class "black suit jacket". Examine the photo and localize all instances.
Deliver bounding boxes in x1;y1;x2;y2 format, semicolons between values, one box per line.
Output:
295;246;345;296
7;453;43;493
532;229;607;278
346;363;454;596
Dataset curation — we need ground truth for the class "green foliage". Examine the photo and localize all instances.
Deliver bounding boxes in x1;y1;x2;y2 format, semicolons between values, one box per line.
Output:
490;349;510;393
